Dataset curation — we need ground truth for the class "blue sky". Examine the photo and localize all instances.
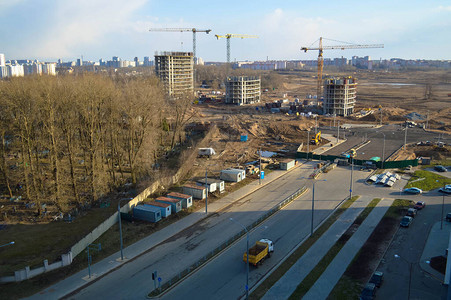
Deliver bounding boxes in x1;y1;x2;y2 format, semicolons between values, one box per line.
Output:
1;0;450;62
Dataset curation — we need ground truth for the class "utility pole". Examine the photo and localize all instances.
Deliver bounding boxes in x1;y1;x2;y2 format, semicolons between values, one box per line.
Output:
307;130;310;161
337;122;340;143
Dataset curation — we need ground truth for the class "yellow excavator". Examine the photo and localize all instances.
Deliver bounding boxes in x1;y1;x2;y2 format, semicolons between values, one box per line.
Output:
310;131;321;145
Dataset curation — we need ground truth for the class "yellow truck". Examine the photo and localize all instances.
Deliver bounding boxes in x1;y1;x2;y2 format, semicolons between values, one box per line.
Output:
243;239;274;266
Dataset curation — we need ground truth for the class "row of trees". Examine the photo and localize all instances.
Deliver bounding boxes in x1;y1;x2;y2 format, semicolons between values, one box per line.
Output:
0;74;193;214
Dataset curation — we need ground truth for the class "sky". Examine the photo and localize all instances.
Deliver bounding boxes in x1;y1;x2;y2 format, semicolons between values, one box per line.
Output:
1;0;450;63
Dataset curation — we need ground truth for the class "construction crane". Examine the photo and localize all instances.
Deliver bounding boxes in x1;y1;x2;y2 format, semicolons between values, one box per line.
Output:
301;37;384;99
215;34;258;63
149;28;212;60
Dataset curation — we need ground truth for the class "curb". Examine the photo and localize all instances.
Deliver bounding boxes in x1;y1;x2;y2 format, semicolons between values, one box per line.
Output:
149;186;309;299
246;195;356;299
57;161;308;299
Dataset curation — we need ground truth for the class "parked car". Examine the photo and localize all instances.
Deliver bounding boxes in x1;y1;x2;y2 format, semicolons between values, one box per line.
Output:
369;271;384;288
414;201;426;210
434;165;447;172
360;283;376;300
406;208;417;217
439;187;451;194
404;187;423;195
400;216;413;227
446;213;451;222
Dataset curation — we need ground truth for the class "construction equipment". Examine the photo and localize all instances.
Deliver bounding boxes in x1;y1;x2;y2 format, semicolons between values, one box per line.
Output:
301;37;384;99
215;34;258;63
149;28;212;61
310;131;322;145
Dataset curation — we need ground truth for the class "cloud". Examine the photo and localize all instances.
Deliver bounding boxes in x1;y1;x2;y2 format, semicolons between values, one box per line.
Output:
437;5;451;11
31;0;148;58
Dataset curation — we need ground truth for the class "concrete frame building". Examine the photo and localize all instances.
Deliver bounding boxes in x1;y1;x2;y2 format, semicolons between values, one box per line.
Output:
154;51;194;98
323;76;357;117
225;76;261;105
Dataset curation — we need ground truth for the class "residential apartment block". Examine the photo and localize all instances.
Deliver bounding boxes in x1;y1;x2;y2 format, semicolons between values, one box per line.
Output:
154;52;194;98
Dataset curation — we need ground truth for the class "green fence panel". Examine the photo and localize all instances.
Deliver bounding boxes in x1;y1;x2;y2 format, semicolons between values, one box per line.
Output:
297;151;419;169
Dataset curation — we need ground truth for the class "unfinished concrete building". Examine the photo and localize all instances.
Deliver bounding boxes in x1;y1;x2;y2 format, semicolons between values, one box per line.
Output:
154;52;194;97
225;76;261;105
323;76;357;117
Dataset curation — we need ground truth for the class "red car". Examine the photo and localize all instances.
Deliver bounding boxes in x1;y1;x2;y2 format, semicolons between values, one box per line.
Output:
414;201;426;210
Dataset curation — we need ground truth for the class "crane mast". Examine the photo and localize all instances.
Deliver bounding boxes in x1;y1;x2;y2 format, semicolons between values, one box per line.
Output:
301;37;384;99
215;34;258;63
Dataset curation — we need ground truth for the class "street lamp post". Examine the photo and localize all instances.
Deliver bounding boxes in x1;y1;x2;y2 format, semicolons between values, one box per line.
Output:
315;115;318;135
377;132;386;169
404;123;408;150
259;147;262;185
350;157;354;199
311;179;327;236
437;180;445;230
337;122;340;144
307;130;310;161
205;167;208;214
394;254;413;300
230;218;249;300
117;199;130;261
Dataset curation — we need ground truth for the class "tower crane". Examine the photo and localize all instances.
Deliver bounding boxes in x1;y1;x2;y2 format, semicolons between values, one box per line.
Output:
215;34;258;63
301;37;384;98
149;28;212;61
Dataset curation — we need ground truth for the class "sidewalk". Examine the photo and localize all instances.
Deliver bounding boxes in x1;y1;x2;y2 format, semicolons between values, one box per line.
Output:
303;198;393;299
28;161;308;300
420;220;451;282
262;195;374;300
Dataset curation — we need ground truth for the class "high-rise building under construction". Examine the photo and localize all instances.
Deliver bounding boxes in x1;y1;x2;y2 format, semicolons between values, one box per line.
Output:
225;76;261;105
154;52;193;97
323;76;356;117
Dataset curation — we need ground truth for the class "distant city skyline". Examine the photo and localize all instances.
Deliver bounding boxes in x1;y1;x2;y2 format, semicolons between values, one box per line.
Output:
1;0;450;62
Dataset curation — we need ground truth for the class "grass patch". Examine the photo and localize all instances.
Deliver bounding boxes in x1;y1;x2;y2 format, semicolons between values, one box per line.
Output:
328;199;411;300
405;170;451;191
288;198;381;299
250;196;360;300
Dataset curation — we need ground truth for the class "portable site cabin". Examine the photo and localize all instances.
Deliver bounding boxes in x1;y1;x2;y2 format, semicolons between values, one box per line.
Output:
211;179;225;193
167;192;193;209
133;204;162;223
279;159;295;170
196;178;218;193
156;197;182;213
182;184;207;200
220;168;246;182
148;201;172;218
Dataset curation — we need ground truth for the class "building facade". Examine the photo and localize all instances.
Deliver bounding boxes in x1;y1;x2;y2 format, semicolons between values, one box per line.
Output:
323;76;357;117
154;51;194;98
225;76;261;105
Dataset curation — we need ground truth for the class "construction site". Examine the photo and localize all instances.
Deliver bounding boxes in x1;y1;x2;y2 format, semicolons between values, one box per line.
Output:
1;24;451;300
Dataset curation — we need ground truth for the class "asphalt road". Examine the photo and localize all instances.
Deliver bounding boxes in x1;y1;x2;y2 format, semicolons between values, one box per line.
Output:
69;162;321;299
67;162;450;299
320;124;450;160
162;167;371;300
375;189;451;300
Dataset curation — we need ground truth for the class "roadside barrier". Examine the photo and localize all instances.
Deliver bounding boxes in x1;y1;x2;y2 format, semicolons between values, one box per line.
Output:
149;186;307;297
